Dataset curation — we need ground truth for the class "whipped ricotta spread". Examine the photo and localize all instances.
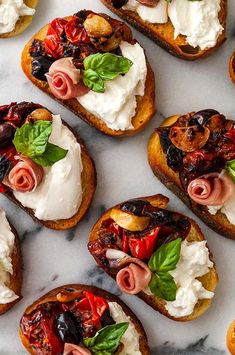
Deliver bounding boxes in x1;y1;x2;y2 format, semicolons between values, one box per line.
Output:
108;302;141;355
0;209;19;304
0;0;35;34
123;0;167;24
14;115;83;221
165;240;214;317
208;198;235;225
77;41;147;131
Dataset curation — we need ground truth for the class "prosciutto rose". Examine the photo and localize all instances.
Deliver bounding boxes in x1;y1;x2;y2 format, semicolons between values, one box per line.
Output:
63;343;91;355
187;171;235;206
46;57;89;100
116;257;152;294
3;156;43;192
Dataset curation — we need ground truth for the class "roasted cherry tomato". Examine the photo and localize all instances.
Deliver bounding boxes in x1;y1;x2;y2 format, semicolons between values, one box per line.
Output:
170;125;210;152
125;227;160;259
44;18;67;58
65;17;90;44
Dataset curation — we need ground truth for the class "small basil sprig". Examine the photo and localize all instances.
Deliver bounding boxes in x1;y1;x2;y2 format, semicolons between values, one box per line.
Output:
225;160;235;183
13;120;68;167
82;53;133;93
83;322;129;355
148;238;182;301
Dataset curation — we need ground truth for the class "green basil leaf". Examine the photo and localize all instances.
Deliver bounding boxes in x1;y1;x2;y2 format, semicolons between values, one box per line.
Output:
149;272;177;301
148;238;181;273
83;68;105;93
84;53;133;81
13;120;52;157
225;160;235;183
32;143;68;167
83;322;129;354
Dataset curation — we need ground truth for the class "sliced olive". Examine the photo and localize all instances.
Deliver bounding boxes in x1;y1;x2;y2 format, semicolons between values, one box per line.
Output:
0;122;16;148
170;125;210;152
112;0;128;8
110;208;150;231
56;311;81;345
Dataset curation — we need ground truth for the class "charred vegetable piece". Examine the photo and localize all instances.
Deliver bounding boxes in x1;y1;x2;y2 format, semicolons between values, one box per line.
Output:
127;227;160;259
56;311;82;344
120;199;150;216
0;155;11;182
110;208;150;231
188;109;219;126
166;145;184;171
170;125;210;152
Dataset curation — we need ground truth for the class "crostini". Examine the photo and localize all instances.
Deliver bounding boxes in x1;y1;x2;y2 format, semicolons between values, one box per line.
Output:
227;320;235;354
229;52;235;84
0;208;22;315
0;0;38;39
21;10;155;136
0;102;96;230
148;110;235;240
101;0;227;60
19;284;150;354
88;194;218;321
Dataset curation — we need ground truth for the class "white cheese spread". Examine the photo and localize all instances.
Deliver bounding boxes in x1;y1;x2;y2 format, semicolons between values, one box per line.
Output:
123;0;223;50
108;302;141;355
208;197;235;225
165;240;214;317
123;0;167;24
168;0;223;50
0;209;18;304
14;115;83;221
0;0;35;34
77;41;147;131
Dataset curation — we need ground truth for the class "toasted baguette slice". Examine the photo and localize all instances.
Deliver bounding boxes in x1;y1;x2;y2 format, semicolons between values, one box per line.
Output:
89;194;218;321
101;0;227;60
148;116;235;240
229;52;235;84
19;283;150;354
0;0;38;39
4;120;96;230
0;218;22;315
21;15;156;137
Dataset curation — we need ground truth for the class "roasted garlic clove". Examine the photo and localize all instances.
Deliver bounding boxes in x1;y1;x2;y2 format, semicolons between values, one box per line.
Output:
110;208;150;231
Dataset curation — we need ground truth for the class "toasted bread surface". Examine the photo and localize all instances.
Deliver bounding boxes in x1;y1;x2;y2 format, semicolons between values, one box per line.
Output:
0;0;38;39
21;16;156;136
148;116;235;240
101;0;227;60
0;222;22;315
4;120;96;230
229;52;235;84
89;194;218;321
19;284;150;355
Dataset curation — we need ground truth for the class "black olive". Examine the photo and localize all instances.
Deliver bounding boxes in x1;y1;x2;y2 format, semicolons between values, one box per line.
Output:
112;0;128;8
146;209;173;226
74;10;89;23
0;123;16;148
31;56;54;81
120;200;150;216
100;309;115;327
189;109;219;126
166;145;184;171
29;39;45;58
55;311;82;345
0;155;11;182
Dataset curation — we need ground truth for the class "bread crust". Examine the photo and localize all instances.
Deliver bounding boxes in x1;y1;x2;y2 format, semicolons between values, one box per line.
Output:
89;194;218;321
4;120;96;230
19;284;150;355
147;115;235;240
229;52;235;84
21;15;156;137
0;0;38;39
100;0;227;61
0;221;22;315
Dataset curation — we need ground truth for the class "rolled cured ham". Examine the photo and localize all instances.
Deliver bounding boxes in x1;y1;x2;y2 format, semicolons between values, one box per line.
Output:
46;57;89;100
187;171;235;206
63;343;91;355
3;155;43;192
116;257;152;294
137;0;160;7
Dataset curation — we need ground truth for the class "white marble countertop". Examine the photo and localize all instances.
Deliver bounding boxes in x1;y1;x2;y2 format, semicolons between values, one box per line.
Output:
0;0;235;354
